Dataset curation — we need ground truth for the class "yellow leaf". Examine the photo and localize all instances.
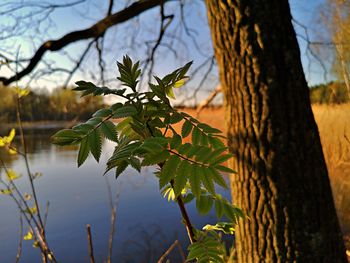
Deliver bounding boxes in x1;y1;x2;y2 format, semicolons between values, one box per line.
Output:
25;206;37;215
6;129;15;143
6;169;21;181
8;147;17;155
32;241;39;248
165;87;176;99
0;128;16;145
173;77;189;88
14;87;30;98
24;231;33;240
0;137;4;147
0;189;12;195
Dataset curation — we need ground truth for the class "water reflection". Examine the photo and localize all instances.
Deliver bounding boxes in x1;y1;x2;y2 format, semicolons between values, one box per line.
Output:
0;129;231;262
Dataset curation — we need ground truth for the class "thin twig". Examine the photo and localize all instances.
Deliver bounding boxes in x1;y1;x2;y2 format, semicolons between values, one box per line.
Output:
105;177;120;263
157;240;186;263
15;214;23;263
86;224;95;263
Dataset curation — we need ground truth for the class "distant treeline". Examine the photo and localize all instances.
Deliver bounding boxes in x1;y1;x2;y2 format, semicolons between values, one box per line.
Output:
0;81;348;123
0;85;104;122
310;81;349;104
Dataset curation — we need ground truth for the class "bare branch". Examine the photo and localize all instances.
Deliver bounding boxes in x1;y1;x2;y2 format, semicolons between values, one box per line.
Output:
196;84;222;115
142;1;174;83
0;0;171;86
64;39;96;87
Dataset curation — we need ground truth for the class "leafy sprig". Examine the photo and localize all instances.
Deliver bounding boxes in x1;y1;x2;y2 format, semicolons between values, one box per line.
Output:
52;55;244;261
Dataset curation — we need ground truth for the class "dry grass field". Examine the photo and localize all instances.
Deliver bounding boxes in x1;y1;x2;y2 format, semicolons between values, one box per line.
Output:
182;105;350;239
312;104;350;237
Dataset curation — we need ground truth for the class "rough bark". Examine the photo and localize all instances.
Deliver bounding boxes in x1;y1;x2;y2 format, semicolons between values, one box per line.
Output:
206;1;347;262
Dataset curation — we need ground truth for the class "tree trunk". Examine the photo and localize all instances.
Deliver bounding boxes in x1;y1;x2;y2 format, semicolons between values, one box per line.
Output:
205;1;346;262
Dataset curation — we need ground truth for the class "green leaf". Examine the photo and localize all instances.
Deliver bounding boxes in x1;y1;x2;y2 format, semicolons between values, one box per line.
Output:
183;193;195;203
192;127;201;145
72;123;94;135
86;117;102;126
170;134;182;149
193;146;211;162
215;200;224;218
93;108;112;118
128;157;141;172
159;155;180;188
201;147;227;164
111;102;123;111
223;203;240;223
197;123;222;134
140;141;165;154
178;143;192;155
116;161;129;179
214;165;237;174
101;121;118;142
51;129;81;145
210;153;234;165
74;81;96;91
201;167;216;195
186;145;202;158
108;142;141;163
173;160;190;196
189;164;201;197
78;137;90;167
187;233;225;262
208;167;228;189
196;195;213;215
199;132;209;146
113;105;137;118
88;129;102;162
169;112;183;124
142;150;170;166
181;120;192;138
208;136;225;149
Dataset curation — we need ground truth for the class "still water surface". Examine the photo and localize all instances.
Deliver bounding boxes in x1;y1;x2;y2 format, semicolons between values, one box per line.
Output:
0;129;231;262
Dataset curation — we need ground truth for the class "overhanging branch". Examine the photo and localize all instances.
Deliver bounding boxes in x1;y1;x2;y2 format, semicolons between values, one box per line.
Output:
0;0;170;86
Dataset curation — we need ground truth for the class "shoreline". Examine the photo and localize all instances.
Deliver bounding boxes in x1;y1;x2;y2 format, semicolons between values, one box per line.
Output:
1;120;77;132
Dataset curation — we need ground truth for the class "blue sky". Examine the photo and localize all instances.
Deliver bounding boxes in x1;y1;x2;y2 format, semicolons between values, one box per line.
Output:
0;0;331;96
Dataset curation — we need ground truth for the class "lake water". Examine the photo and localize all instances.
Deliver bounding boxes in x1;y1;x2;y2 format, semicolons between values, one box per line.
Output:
0;129;231;262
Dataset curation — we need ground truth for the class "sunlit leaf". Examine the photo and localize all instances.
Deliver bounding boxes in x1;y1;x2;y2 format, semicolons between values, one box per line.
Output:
0;189;12;195
6;169;21;181
173;77;189;88
8;147;17;155
159;155;180;188
203;222;235;235
14;87;30;98
165;87;176;99
24;206;37;215
23;230;33;240
5;128;15;144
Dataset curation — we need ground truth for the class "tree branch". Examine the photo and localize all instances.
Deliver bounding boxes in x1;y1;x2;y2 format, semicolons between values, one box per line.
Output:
0;0;170;86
